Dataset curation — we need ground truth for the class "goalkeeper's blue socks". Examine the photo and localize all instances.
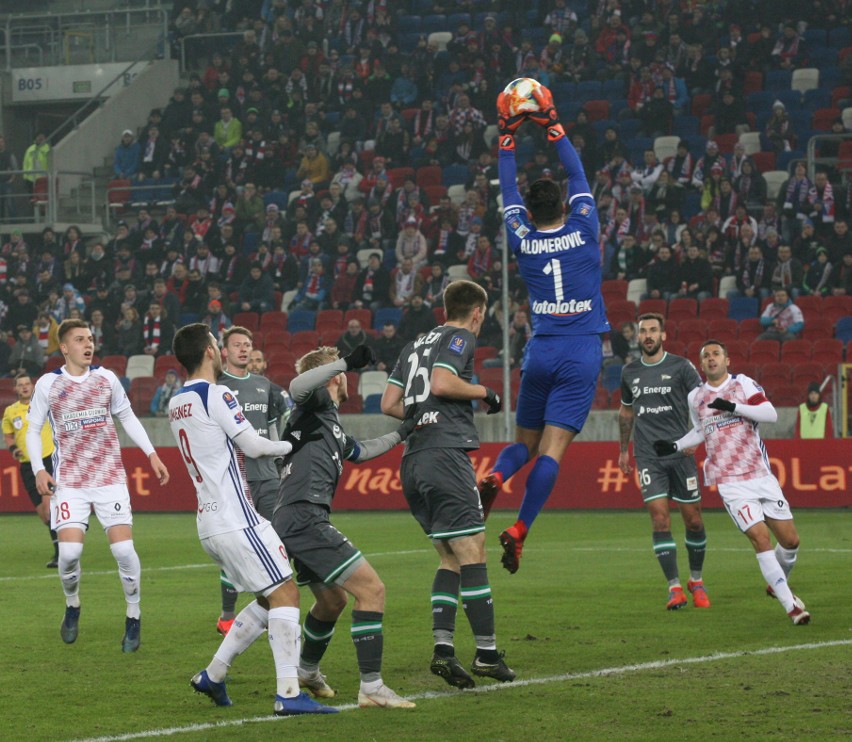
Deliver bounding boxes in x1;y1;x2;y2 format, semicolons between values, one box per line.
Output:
517;455;560;530
492;442;530;483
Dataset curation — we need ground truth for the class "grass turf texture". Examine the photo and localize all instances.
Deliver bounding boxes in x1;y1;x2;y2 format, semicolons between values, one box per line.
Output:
1;510;849;741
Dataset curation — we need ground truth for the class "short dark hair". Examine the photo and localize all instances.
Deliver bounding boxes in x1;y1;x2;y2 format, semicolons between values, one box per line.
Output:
14;369;32;382
700;338;728;356
637;312;665;331
58;318;89;343
173;323;214;376
524;179;564;224
444;280;488;322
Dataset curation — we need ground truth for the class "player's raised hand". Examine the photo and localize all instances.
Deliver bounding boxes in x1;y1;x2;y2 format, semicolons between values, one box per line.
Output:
149;452;170;485
344;344;376;371
528;85;566;142
496;92;525;151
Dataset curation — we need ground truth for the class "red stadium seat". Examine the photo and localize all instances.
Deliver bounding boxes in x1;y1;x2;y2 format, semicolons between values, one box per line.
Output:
676;319;707;344
771;384;801;407
699;297;729;319
811;338;844;366
667;298;698;321
232;312;259;332
743;71;764;94
724;340;750;364
749;340;781;363
802;317;833;341
780;339;812;364
344;308;372;329
665;339;686;357
737;318;763;342
100;355;128;377
601;279;628;299
416;165;442;187
259;310;288;332
637;299;666;317
751;151;776;173
707;318;738;339
129;377;158;414
791;361;826;388
759;362;792;387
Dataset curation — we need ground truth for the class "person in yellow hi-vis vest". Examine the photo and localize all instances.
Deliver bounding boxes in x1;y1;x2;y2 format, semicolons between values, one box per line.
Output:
2;370;57;566
794;382;834;439
22;131;50;192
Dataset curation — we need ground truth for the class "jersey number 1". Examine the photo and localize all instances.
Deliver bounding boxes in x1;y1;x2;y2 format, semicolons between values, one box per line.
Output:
543;258;564;302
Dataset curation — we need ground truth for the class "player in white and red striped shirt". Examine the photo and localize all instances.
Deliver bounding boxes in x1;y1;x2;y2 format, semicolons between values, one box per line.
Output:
26;319;170;651
652;339;811;625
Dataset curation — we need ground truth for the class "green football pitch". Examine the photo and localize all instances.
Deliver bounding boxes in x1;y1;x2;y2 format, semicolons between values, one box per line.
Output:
1;510;849;741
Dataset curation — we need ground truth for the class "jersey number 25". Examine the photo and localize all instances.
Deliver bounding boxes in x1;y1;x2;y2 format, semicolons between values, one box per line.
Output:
403;351;430;407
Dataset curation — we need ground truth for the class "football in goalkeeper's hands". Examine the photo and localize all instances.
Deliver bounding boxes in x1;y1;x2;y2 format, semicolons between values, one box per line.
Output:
502;78;544;117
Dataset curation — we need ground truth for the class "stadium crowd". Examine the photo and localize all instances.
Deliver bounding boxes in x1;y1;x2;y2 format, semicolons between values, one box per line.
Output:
0;0;851;413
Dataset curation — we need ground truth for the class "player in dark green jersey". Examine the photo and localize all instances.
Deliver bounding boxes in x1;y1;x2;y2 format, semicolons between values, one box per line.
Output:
381;280;514;690
272;345;417;709
618;313;710;610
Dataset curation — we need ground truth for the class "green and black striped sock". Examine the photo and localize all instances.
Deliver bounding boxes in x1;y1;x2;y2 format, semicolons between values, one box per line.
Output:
351;610;383;682
686;528;707;582
653;531;680;586
431;568;460;653
301;611;336;669
460;563;496;659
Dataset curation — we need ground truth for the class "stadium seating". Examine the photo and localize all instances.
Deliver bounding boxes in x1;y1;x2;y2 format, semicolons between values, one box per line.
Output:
259;311;288;332
100;355;128;377
667;298;697;321
287;310;316;333
780;340;812;364
373;307;402;329
358;371;388;398
232;312;259;332
129;377;157;413
749;340;781;363
126;355;155;381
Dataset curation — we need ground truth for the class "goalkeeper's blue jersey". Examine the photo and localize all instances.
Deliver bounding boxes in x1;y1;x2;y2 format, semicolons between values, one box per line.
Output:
502;195;610;337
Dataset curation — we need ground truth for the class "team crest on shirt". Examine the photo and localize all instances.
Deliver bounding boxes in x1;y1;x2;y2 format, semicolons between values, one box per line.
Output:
223;392;237;409
449;336;466;354
578;204;591;216
513;223;530;238
12;416;22;430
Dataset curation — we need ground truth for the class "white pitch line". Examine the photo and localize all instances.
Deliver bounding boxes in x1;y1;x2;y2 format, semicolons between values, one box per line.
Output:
2;544;850;584
71;639;852;742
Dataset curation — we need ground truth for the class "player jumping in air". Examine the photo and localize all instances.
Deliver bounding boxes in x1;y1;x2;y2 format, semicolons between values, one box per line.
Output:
481;84;610;573
653;340;810;625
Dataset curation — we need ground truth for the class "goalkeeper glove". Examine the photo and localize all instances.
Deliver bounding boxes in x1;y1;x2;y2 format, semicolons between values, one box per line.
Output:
529;85;566;142
496;91;525;151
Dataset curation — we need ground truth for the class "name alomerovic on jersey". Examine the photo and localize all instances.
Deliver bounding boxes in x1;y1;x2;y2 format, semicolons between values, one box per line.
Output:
519;230;587;254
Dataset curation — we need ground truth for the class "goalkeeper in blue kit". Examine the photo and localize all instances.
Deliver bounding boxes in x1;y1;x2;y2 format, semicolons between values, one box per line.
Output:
481;84;610;573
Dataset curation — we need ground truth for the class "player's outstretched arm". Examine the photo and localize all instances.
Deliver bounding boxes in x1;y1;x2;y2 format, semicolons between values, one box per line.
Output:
348;417;415;462
289;345;375;404
496;91;525;208
529;85;591;201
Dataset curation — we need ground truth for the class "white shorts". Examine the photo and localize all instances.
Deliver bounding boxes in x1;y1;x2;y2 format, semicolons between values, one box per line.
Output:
201;520;293;597
50;484;133;532
718;475;793;533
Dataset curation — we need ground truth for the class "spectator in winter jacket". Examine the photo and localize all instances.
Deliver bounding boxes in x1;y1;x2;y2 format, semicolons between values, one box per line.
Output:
757;288;804;342
644;244;680;300
676;244;714;302
113;130;140;179
239;262;275;313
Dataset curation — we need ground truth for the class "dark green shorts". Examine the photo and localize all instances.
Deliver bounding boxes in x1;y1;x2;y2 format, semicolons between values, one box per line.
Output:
400;448;485;540
636;455;700;504
248;478;280;521
272;501;363;587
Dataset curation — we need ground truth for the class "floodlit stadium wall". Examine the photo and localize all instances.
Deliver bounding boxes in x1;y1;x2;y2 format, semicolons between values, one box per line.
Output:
0;440;849;513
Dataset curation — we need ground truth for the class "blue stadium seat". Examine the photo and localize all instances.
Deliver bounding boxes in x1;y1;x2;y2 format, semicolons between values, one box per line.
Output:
398;15;421;33
576;81;603;102
835;316;852;343
242;231;260;254
592;118;618;136
442;164;469;186
602;79;624;99
414;0;434;13
608;99;630;119
765;70;793;91
447;13;471;27
806;29;828;47
803;89;831;110
829;26;852;48
776;89;802;110
673;115;699;136
373;307;402;329
179;312;199;326
747;91;776;111
287;310;317;333
728;297;759;320
808;47;837;68
552;82;577;101
420;14;446;33
682;191;702;218
617;117;640;138
363;394;383;414
820;66;841;87
777;150;805;172
263;191;288;210
789;109;812;131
